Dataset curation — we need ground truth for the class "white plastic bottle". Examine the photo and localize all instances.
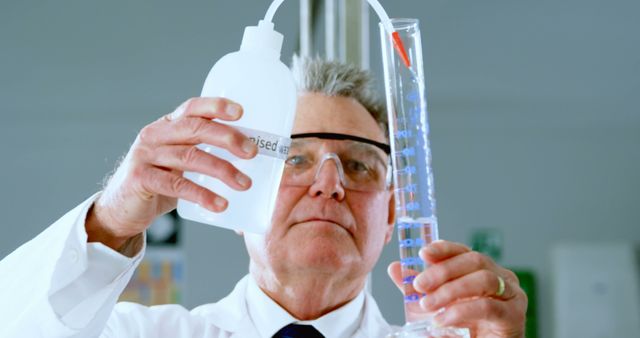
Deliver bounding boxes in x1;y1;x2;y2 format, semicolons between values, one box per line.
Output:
177;20;297;234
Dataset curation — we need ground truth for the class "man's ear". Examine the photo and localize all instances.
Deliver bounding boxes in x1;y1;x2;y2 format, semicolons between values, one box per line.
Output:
384;190;396;244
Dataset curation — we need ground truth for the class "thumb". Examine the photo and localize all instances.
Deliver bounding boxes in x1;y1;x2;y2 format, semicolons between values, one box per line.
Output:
387;261;403;292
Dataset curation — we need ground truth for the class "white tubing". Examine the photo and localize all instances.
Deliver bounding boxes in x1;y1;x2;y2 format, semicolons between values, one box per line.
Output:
366;0;395;34
264;0;285;22
265;0;394;34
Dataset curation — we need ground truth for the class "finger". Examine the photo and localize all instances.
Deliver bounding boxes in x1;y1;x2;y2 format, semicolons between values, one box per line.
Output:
387;262;425;303
387;261;403;291
140;118;257;159
420;240;472;263
420;269;515;311
434;297;513;329
140;165;228;212
149;145;252;191
414;251;496;293
166;97;243;122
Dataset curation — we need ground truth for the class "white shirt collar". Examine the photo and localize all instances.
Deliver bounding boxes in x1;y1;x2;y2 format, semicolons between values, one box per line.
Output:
246;275;365;338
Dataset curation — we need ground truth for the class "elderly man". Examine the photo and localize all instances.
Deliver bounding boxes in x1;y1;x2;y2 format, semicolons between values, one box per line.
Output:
0;57;527;337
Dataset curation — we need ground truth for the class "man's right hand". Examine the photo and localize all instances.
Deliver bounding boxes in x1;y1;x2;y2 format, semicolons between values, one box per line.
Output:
86;97;258;250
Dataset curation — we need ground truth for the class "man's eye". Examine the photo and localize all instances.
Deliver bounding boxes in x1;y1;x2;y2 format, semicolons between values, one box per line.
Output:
345;160;371;173
286;155;307;166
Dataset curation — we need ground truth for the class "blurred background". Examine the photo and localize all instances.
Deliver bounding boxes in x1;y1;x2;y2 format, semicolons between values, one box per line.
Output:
1;0;639;337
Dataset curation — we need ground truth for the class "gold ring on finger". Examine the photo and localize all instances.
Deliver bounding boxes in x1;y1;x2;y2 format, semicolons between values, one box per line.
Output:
496;275;506;297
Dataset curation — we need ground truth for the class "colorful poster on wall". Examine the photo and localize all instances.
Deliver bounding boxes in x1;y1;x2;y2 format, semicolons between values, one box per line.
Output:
119;211;186;305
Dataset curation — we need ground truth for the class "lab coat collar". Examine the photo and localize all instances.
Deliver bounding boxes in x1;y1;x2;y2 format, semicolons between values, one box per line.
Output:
246;274;364;338
357;292;394;337
191;275;393;337
191;276;254;334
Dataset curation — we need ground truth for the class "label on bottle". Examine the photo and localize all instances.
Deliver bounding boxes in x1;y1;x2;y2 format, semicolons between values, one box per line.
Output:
235;126;291;160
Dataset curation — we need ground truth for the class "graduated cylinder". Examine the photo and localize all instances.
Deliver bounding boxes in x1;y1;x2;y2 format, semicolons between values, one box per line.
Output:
380;18;437;324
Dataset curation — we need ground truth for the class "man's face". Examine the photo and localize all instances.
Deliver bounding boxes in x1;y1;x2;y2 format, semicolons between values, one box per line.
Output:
244;93;395;282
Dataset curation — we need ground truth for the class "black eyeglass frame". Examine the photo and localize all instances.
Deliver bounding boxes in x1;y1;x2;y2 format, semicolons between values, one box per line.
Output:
291;132;391;155
288;132;393;190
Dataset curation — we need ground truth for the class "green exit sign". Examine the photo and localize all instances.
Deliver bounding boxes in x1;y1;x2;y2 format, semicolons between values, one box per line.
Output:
471;228;503;262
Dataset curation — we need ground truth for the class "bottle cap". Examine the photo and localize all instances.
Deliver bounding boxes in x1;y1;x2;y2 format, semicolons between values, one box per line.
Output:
240;20;283;58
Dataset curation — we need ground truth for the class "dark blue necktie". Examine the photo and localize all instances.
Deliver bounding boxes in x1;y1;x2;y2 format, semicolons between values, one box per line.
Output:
272;324;325;338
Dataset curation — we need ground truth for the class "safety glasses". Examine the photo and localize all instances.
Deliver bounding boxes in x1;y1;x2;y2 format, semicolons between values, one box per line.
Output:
281;133;392;192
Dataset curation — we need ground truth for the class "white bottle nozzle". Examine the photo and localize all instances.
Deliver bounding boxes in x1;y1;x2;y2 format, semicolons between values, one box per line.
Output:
240;20;283;57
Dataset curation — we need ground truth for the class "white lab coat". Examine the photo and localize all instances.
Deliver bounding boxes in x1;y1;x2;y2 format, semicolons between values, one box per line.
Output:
0;195;394;338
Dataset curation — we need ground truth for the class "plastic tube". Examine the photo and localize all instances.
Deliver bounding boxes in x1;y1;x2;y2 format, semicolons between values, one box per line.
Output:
263;0;410;68
367;0;394;36
366;0;411;67
264;0;285;23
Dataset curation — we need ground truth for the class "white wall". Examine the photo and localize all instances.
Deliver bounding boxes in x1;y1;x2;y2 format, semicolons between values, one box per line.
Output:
1;1;639;337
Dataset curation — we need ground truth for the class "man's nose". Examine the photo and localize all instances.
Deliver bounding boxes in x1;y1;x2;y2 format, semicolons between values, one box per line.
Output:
308;157;346;200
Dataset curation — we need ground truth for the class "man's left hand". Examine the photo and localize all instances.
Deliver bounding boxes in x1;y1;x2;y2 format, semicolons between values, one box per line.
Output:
388;240;527;338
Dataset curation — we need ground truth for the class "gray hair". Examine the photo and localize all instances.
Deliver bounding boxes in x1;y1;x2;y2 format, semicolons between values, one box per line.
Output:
290;55;388;136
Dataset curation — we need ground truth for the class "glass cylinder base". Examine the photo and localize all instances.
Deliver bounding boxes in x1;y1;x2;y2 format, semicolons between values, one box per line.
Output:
387;320;470;338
